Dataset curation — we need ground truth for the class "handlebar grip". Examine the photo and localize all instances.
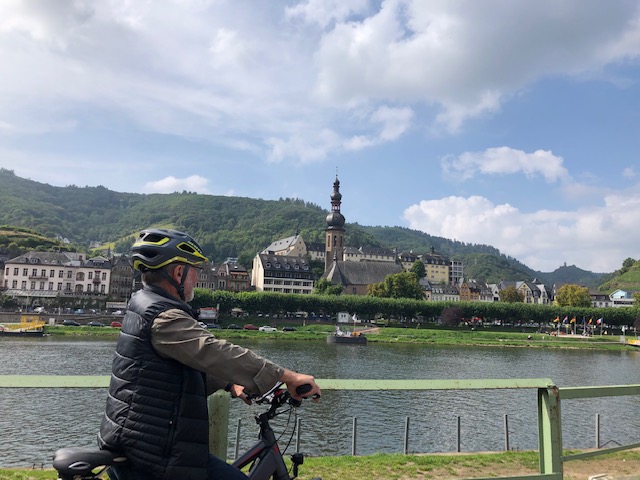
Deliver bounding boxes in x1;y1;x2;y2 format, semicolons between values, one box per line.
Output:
296;384;312;395
295;384;320;399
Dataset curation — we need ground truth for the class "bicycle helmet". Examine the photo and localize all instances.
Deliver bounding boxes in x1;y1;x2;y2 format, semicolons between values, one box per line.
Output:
131;229;209;272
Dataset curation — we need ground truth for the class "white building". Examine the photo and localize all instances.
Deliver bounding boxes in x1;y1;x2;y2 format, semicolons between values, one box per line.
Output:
3;252;112;303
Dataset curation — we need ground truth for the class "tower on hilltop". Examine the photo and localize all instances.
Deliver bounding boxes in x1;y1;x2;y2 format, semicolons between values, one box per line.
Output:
325;175;346;272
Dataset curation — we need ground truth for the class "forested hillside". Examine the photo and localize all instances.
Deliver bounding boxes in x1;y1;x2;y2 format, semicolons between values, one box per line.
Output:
0;168;608;286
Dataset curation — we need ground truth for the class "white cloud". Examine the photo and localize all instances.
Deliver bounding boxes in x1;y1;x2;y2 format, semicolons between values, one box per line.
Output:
285;0;370;28
441;147;570;183
403;190;640;273
143;175;210;194
623;167;636;178
1;1;640;161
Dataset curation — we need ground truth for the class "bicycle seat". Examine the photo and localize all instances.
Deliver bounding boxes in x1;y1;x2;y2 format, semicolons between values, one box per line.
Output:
53;447;127;477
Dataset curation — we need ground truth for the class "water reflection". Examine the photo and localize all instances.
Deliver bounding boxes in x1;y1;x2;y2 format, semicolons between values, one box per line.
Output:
1;337;639;467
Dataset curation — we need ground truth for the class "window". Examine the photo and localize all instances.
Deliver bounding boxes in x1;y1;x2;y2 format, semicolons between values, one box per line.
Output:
87;284;92;292
76;272;85;281
88;272;93;280
21;281;27;289
41;269;46;277
4;268;8;276
23;268;28;276
65;283;71;291
67;271;72;279
12;280;17;288
102;272;107;280
14;268;18;275
59;270;64;278
48;282;53;290
30;281;36;289
57;283;62;291
50;269;55;277
39;281;45;289
101;285;105;293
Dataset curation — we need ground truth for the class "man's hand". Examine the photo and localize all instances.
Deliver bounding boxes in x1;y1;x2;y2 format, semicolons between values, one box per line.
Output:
229;384;252;405
279;369;321;401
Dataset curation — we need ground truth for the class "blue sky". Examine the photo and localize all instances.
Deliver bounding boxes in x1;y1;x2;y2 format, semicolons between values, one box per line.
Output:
1;0;639;274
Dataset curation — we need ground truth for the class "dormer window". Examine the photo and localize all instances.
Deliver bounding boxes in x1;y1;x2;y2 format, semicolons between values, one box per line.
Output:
265;262;271;268
275;263;281;269
285;263;290;269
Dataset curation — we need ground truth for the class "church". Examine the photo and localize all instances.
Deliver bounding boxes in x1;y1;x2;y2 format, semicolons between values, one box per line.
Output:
251;176;402;295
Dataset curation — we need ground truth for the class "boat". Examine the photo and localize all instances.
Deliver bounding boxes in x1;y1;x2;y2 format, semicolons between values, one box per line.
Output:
626;339;640;348
0;315;46;337
326;327;367;345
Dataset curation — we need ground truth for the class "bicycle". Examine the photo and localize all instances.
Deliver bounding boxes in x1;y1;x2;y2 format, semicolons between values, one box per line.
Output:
52;383;320;480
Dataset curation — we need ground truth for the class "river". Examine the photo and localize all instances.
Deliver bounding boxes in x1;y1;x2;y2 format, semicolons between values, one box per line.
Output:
1;336;640;467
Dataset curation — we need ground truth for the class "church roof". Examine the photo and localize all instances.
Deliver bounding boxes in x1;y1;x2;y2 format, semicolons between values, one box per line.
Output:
323;260;402;286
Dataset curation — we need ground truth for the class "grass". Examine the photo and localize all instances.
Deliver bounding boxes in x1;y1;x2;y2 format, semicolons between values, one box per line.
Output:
5;450;640;480
42;324;633;350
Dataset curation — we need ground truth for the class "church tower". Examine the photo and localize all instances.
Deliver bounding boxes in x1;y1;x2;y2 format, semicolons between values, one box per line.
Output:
325;175;346;272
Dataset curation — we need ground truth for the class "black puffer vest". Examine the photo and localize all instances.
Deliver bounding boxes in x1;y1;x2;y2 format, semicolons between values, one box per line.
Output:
98;285;209;480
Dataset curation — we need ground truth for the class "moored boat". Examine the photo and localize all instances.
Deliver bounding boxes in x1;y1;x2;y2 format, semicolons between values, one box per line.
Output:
326;326;367;345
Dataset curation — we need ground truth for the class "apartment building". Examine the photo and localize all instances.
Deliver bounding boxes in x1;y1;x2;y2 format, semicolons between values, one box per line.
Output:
3;251;111;302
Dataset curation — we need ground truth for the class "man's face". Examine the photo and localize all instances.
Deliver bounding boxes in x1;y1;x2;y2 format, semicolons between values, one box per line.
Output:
181;265;199;302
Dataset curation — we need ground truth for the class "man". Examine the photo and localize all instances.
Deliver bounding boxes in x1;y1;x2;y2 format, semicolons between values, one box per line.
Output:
98;229;321;480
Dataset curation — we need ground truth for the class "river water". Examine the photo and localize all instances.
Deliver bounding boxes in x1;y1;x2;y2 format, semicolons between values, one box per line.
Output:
1;336;640;467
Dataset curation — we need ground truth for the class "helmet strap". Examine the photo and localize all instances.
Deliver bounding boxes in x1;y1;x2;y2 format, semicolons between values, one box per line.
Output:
159;264;191;302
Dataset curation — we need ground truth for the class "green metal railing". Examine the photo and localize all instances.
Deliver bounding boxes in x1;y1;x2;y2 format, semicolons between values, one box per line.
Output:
1;375;639;479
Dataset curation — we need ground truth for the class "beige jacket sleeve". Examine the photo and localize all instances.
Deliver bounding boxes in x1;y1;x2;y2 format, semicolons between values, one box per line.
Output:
151;309;284;396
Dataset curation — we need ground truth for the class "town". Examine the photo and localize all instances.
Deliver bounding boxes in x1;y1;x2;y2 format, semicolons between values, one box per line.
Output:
1;177;636;313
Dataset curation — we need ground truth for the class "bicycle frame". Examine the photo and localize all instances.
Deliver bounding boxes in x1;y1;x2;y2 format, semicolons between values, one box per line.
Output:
232;385;304;480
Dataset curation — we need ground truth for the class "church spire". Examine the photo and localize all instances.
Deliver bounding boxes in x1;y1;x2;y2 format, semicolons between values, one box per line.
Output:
325;174;345;272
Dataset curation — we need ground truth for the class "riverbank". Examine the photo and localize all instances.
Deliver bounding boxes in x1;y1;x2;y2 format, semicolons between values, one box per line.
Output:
3;450;640;480
40;324;637;351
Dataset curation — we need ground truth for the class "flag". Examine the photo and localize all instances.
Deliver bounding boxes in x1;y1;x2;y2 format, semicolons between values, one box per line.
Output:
563;316;568;323
588;318;593;325
596;318;603;325
570;317;576;324
553;316;559;323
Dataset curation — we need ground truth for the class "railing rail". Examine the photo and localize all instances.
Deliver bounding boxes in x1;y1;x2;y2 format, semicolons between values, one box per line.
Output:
2;375;639;480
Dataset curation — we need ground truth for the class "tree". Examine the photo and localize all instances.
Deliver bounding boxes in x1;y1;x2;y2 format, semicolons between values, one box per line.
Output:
368;272;423;299
313;278;343;295
500;286;524;303
440;306;464;327
555;284;592;308
634;292;640;307
410;260;426;279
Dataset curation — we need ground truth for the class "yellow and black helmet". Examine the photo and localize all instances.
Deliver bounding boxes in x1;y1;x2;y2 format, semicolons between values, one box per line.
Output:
131;229;209;272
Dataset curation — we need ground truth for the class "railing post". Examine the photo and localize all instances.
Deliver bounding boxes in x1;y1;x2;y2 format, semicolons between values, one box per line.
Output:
537;386;562;477
208;390;230;460
595;413;600;449
504;414;510;451
403;416;410;454
352;417;357;456
456;415;461;452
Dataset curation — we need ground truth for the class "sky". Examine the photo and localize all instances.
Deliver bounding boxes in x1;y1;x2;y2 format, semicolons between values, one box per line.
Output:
1;0;640;274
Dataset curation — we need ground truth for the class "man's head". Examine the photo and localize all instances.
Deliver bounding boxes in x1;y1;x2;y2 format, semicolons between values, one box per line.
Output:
131;229;208;301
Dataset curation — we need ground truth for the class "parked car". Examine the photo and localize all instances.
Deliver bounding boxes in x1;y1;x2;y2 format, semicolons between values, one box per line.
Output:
62;320;81;326
206;323;222;329
259;326;277;332
226;324;241;330
243;324;259;330
88;321;105;327
111;310;124;315
282;326;297;332
110;321;122;328
74;309;85;315
33;306;46;314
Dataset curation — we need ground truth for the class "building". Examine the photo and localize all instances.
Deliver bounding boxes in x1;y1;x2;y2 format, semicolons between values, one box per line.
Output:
3;251;112;307
324;176;346;272
108;254;134;302
263;234;308;257
324;257;403;295
421;247;451;284
212;258;251;292
251;254;314;294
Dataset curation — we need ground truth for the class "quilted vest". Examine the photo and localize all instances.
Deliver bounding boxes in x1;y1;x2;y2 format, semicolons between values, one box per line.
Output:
97;285;209;480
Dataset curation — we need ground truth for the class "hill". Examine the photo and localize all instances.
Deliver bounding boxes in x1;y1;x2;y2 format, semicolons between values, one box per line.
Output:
0;168;607;287
597;258;640;293
0;225;77;258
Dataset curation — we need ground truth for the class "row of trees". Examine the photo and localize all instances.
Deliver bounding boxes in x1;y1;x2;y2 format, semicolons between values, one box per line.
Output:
192;289;640;327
